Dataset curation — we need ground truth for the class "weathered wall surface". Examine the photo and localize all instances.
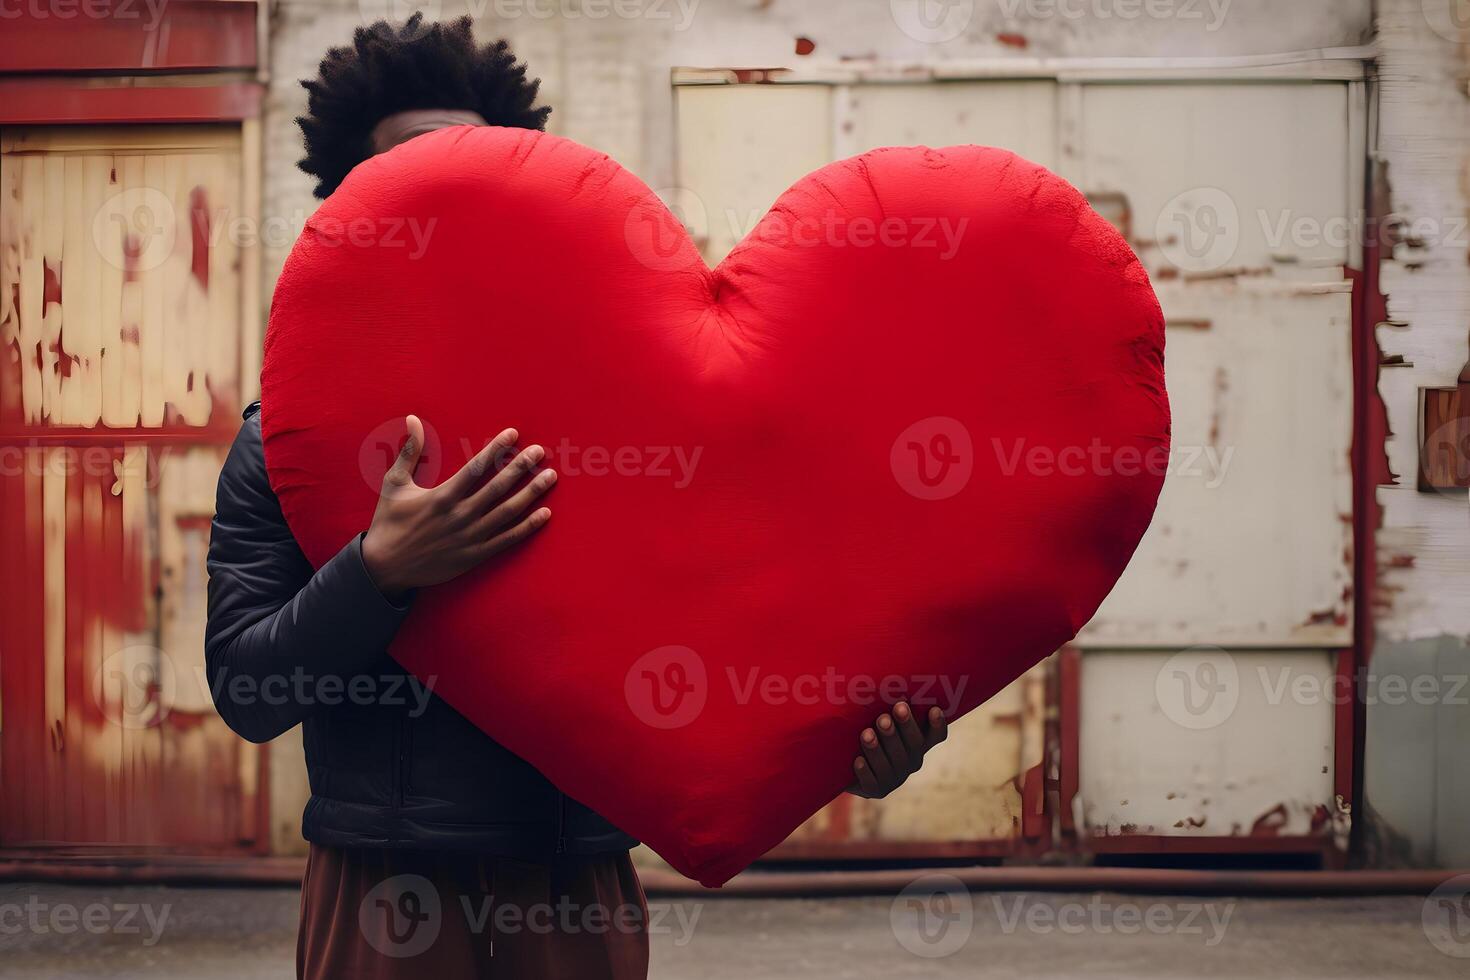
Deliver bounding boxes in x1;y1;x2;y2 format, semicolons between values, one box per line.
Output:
1364;0;1470;868
258;0;1470;865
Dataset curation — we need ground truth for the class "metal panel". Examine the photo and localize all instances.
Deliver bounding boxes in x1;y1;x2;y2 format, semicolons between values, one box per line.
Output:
1078;650;1340;843
1081;280;1355;647
835;81;1058;167
0;125;259;851
1071;83;1356;648
674;85;832;265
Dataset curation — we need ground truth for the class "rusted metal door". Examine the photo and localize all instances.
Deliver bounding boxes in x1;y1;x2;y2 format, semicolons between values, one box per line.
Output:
673;65;1364;862
0;126;262;851
674;80;1059;859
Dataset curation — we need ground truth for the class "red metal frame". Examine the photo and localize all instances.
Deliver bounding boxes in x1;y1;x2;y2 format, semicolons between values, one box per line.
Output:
0;82;262;125
0;0;267;860
0;0;257;74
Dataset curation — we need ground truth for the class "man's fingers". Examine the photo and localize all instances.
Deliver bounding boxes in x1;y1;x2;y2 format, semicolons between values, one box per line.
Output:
467;444;546;512
893;702;926;764
475;468;557;536
475;507;552;560
382;415;426;494
875;713;913;776
852;757;882;798
441;427;518;498
860;728;898;790
923;707;949;750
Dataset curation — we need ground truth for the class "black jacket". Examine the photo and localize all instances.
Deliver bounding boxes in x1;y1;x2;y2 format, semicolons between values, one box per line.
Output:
205;403;634;857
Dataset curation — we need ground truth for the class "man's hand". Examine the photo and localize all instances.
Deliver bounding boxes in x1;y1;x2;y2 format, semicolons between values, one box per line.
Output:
848;702;948;800
361;416;555;599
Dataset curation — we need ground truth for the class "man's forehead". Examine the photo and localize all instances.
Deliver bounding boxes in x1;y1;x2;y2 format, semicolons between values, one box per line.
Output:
371;109;490;153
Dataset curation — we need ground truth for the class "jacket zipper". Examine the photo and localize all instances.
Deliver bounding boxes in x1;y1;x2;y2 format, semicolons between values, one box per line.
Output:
395;714;407;808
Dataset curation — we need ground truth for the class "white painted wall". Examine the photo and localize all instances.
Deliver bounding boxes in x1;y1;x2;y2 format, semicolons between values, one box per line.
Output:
256;0;1468;865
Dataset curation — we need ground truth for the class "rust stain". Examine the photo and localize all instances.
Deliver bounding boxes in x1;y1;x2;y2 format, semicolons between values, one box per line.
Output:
1249;804;1289;837
123;233;143;283
189;186;210;291
48;328;76;379
1303;607;1348;628
1182;266;1273;283
1208;366;1229;449
42;260;62;307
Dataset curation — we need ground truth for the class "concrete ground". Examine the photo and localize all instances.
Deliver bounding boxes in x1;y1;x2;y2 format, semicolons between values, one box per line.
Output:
0;881;1464;979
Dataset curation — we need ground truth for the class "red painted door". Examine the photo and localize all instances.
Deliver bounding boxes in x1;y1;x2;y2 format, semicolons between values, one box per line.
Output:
0;125;262;852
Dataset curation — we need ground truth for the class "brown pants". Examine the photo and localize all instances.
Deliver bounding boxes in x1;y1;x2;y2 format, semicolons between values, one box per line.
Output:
297;845;649;980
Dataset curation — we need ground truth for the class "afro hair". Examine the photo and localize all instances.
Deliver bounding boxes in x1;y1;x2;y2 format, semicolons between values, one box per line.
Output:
296;14;552;199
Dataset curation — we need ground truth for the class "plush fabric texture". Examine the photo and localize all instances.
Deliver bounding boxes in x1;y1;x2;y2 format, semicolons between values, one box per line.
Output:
262;126;1168;886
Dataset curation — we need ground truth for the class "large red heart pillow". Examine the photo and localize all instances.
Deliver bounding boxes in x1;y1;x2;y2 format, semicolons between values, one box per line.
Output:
262;126;1167;886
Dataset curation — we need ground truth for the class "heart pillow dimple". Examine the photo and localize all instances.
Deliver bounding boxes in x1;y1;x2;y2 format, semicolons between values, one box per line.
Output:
262;126;1168;886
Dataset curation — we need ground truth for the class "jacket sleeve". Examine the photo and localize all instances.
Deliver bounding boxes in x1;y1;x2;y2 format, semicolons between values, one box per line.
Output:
205;405;413;743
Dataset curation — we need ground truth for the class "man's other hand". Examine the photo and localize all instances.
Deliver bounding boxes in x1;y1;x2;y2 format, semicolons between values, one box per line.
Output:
361;416;555;599
848;702;948;800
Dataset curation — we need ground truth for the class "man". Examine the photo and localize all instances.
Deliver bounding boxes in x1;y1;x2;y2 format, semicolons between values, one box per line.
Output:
206;16;947;979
